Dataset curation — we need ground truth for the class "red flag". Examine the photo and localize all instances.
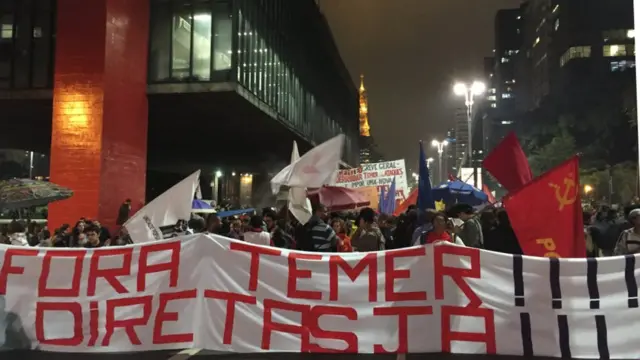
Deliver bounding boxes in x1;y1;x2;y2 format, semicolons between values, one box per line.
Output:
503;156;585;258
394;188;418;216
482;184;497;204
482;132;533;193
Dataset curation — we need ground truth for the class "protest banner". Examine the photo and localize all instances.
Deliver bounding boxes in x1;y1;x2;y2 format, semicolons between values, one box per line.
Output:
0;235;637;358
332;159;408;200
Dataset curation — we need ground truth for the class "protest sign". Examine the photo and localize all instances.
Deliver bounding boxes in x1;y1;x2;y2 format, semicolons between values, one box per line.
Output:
332;159;408;200
0;235;637;358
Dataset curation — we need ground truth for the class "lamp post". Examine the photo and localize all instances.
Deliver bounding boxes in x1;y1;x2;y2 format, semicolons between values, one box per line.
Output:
432;140;448;184
453;81;486;187
212;170;223;205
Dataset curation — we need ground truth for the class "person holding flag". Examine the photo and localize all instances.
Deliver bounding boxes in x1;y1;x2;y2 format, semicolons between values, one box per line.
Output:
503;156;586;258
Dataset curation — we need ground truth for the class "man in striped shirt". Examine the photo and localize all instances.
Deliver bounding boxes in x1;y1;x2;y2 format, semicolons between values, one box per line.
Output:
301;203;338;252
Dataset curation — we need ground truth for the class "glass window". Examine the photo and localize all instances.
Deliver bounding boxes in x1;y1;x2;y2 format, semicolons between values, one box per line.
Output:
171;6;192;80
149;0;172;82
603;44;627;57
13;7;33;88
0;23;12;39
610;60;636;72
32;11;52;87
213;2;232;71
603;29;632;42
245;20;255;92
559;46;591;66
192;7;212;80
0;15;12;88
237;10;246;83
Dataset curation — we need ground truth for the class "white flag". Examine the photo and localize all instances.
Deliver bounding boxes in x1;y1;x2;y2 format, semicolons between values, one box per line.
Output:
287;141;312;225
271;134;344;193
125;170;201;243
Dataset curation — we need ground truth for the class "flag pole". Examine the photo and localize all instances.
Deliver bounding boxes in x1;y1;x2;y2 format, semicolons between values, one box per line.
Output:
635;0;640;198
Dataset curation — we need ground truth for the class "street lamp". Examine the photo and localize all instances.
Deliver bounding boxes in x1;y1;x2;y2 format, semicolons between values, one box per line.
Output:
432;139;448;183
213;170;223;205
453;80;486;187
584;184;594;194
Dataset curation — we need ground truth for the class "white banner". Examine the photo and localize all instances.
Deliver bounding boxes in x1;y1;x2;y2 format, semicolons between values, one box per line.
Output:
332;159;408;200
0;236;638;357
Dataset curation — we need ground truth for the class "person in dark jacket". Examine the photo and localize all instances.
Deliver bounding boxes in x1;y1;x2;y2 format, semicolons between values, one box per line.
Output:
300;203;338;252
116;199;132;226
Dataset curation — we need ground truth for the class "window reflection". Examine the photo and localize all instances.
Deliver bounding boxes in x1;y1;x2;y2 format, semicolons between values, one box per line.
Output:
172;11;192;79
213;3;231;71
193;12;212;80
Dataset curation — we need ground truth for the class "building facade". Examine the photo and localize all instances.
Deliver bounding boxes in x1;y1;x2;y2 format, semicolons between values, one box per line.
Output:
516;0;635;111
0;0;359;227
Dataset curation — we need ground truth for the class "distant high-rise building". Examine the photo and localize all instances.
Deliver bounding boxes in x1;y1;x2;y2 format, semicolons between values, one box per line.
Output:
516;0;634;111
445;127;456;175
358;75;383;164
454;108;468;173
483;7;523;152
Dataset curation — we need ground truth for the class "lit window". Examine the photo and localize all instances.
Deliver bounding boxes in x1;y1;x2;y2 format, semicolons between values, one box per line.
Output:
604;29;634;42
0;24;12;39
501;57;510;63
33;27;42;38
502;93;513;99
501;120;514;125
554;19;560;31
603;44;628;57
559;46;592;66
491;103;497;108
534;37;540;47
610;60;636;72
487;95;497;101
489;88;496;94
517;15;521;20
552;5;559;13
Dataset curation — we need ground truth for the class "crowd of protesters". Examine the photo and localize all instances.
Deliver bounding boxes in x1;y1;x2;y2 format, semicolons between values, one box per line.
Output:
2;197;640;258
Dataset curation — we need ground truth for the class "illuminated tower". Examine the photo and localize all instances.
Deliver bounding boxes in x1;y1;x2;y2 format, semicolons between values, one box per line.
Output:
358;74;382;164
359;74;371;137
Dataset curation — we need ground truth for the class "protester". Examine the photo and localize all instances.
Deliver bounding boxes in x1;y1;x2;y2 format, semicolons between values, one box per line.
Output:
449;204;484;248
243;215;272;246
116;198;132;226
300;203;338;252
351;207;385;251
7;220;28;246
614;208;640;255
83;226;102;248
331;218;353;252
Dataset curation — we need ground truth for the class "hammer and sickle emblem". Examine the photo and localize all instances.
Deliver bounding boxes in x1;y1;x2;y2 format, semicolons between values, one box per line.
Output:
548;175;577;211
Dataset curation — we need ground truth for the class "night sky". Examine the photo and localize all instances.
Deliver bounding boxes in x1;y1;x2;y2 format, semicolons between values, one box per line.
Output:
319;0;520;169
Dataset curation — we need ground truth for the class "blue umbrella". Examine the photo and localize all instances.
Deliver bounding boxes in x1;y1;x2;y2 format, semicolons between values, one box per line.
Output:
431;180;488;206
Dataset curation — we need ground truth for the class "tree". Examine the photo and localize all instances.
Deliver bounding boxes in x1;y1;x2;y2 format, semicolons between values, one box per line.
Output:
581;162;637;204
528;131;577;176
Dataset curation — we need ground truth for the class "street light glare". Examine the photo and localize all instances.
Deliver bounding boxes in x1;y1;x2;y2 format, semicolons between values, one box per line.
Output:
427;157;434;162
471;81;486;95
453;83;467;96
431;139;440;147
443;140;449;146
215;170;223;178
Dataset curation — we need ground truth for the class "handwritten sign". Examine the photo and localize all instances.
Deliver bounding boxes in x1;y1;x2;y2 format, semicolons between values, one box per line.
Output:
331;159;408;200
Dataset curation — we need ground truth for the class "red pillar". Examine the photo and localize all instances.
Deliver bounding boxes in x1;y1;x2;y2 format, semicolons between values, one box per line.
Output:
48;0;149;230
